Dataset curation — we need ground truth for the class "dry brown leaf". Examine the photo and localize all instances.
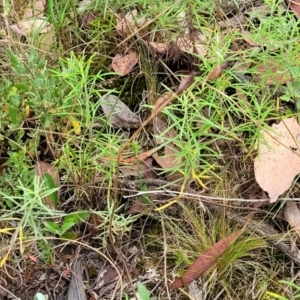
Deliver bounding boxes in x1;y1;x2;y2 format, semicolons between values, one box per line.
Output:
170;230;242;289
115;9;146;36
149;42;169;53
287;0;300;18
254;117;300;202
22;0;45;19
176;35;206;56
120;157;155;178
100;94;140;128
34;161;60;208
284;201;300;238
206;63;228;81
152;118;183;181
252;58;293;85
112;52;138;76
11;18;52;36
10;0;54;50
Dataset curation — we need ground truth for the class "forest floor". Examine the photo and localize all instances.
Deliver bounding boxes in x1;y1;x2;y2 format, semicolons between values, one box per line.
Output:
1;0;300;299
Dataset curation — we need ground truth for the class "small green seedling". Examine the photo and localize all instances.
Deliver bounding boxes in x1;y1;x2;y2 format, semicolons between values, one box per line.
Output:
44;211;89;239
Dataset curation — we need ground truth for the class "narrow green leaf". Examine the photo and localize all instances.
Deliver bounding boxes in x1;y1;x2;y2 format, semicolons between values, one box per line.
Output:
9;106;17;124
78;212;90;221
64;213;79;224
61;221;76;234
5;49;19;68
137;282;150;300
44;222;60;235
43;173;58;207
60;231;78;240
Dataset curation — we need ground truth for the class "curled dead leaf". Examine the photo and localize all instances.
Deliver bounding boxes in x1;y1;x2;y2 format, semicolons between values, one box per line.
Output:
112;52;138;76
254;117;300;202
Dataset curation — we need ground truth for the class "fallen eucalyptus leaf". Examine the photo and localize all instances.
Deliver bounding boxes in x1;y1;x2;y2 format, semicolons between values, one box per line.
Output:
254;117;300;202
112;52;138;76
170;230;242;289
176;34;206;56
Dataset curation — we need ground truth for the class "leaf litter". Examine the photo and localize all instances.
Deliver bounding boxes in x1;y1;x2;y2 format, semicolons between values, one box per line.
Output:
10;0;54;51
284;201;300;239
100;94;140;128
170;230;243;289
254;117;300;202
111;52;138;76
5;0;300;299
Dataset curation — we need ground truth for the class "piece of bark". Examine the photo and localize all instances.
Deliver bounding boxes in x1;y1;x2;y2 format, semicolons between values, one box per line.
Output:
67;258;87;300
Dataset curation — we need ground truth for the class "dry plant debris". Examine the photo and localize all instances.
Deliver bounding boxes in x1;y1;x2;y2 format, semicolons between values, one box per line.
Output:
254;117;300;202
3;0;300;299
111;52;138;76
287;0;300;18
10;0;54;50
170;230;242;289
284;201;300;239
100;94;140;128
115;9;147;36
